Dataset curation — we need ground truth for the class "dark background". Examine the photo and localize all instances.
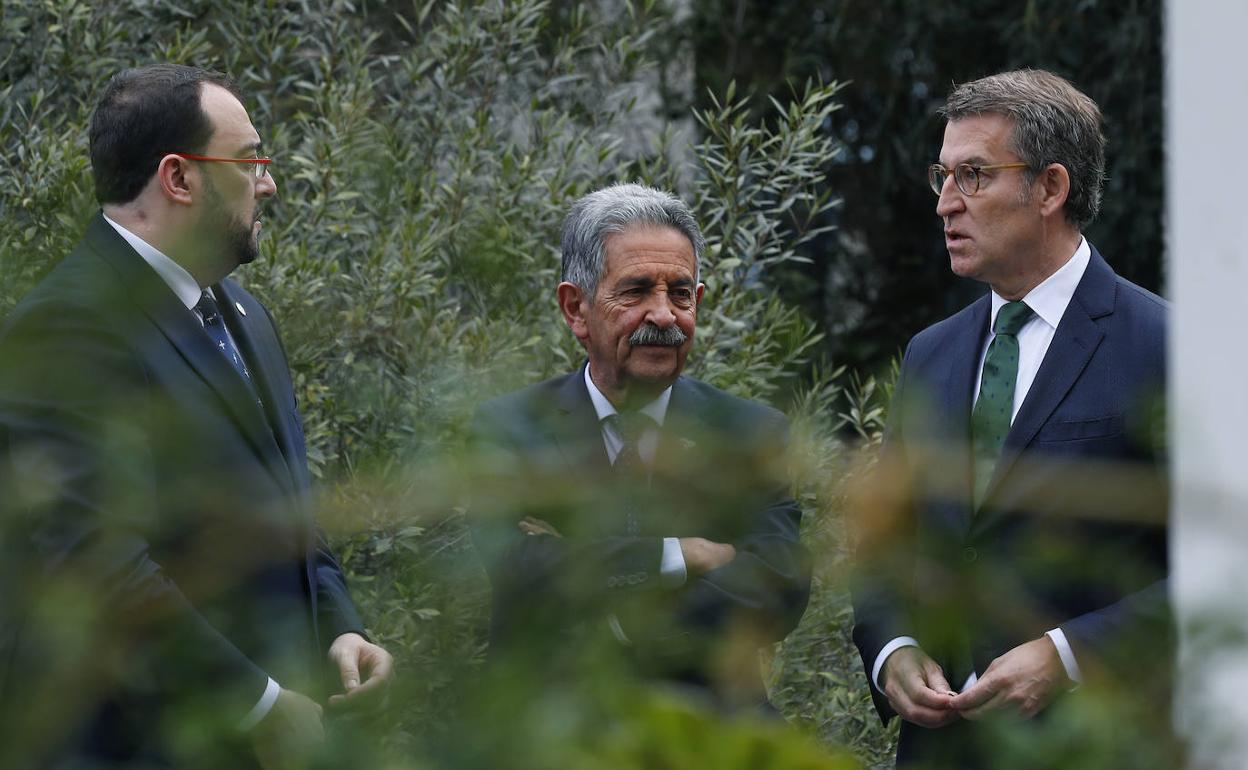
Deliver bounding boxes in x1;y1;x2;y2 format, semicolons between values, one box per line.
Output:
685;0;1164;371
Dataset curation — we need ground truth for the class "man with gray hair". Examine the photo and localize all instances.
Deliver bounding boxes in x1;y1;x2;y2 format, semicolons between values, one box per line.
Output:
851;70;1171;766
469;183;811;711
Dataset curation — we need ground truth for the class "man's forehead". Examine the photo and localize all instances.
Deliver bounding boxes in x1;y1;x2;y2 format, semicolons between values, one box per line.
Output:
604;225;694;265
200;83;261;150
940;113;1015;163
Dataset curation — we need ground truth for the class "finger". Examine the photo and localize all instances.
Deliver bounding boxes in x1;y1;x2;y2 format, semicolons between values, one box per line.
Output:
330;648;393;709
353;650;395;693
336;651;362;691
909;685;955;710
959;690;1006;721
923;665;955;696
898;701;960;728
949;679;995;711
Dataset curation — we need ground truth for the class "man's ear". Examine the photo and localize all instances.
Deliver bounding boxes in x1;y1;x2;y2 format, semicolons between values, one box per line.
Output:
1036;163;1071;218
156;154;195;207
695;282;705;307
557;281;590;342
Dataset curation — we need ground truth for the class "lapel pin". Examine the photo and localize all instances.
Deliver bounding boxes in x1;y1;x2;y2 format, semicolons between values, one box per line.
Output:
234;301;247;317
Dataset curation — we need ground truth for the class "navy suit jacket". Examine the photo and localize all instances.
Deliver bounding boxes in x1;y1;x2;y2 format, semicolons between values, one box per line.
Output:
851;247;1169;743
0;215;363;766
468;367;811;705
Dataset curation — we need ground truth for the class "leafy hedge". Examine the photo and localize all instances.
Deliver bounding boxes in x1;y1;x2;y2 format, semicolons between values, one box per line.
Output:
2;1;892;767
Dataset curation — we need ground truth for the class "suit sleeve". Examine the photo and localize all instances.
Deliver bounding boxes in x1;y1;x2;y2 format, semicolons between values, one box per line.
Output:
1059;383;1171;678
666;412;811;644
850;342;921;722
467;404;667;635
0;302;270;721
256;299;366;650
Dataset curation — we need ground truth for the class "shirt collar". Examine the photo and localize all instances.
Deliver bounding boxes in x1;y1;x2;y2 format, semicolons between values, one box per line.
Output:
583;364;671;427
989;237;1091;331
102;213;204;311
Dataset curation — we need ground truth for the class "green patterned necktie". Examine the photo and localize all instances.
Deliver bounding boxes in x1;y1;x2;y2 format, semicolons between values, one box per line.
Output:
971;300;1034;507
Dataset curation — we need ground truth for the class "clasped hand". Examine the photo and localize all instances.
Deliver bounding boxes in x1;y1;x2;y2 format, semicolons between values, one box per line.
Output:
251;632;394;769
882;637;1068;727
517;517;736;576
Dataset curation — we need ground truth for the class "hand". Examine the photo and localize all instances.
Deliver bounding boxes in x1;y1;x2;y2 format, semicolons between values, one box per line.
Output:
679;537;736;576
326;632;395;711
949;637;1068;721
251;687;324;770
518;516;563;537
880;646;959;728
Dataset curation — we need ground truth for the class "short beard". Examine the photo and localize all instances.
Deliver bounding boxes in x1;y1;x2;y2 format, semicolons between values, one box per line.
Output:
628;323;688;347
203;175;260;267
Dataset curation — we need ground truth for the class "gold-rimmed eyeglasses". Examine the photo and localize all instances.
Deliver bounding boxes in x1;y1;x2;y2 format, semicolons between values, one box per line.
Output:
928;162;1028;196
164;152;272;180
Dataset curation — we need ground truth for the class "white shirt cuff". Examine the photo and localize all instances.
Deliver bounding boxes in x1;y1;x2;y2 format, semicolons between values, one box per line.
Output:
660;537;687;587
238;676;280;731
871;636;920;693
1045;628;1082;687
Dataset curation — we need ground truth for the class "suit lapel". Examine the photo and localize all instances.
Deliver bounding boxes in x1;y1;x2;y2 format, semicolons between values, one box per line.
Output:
550;364;612;474
214;281;304;496
938;297;990;533
85;216;293;493
977;249;1115;515
658;376;708;468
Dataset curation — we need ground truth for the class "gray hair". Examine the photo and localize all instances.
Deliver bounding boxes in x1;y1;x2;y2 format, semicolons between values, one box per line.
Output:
942;69;1106;230
560;183;705;296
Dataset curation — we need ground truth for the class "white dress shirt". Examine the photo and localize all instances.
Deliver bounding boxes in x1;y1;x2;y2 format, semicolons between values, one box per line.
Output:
583;365;688;587
872;239;1092;695
102;214;281;729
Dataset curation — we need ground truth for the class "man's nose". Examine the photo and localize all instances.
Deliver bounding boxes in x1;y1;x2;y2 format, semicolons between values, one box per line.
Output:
935;175;963;218
642;293;678;327
256;171;277;199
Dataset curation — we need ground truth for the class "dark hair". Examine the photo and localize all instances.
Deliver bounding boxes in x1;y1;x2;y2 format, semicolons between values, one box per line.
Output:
942;69;1106;230
89;64;241;205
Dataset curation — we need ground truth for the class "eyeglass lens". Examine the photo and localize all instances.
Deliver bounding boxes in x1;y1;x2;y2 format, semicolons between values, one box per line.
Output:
928;164;980;196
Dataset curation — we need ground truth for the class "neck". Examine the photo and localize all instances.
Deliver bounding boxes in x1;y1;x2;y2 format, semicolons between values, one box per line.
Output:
104;203;222;289
590;368;667;411
992;226;1082;301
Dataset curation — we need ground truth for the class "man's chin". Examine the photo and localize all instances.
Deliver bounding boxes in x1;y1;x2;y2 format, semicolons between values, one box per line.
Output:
624;356;683;388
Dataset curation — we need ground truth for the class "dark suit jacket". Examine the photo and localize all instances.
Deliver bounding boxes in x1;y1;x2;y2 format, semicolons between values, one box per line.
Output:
0;215;364;767
468;367;811;706
851;247;1170;762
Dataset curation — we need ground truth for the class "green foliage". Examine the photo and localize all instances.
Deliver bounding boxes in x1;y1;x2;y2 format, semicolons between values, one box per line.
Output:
1;0;892;766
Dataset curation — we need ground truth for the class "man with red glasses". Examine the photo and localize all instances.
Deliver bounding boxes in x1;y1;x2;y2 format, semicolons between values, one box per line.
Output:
0;65;391;769
851;70;1172;767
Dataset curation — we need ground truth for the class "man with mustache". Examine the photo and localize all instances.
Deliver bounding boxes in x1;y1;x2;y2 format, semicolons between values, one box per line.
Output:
851;70;1171;767
469;184;811;714
0;65;391;769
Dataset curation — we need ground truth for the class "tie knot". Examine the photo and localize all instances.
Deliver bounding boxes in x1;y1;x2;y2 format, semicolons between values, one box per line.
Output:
195;292;222;325
994;301;1033;336
611;411;655;445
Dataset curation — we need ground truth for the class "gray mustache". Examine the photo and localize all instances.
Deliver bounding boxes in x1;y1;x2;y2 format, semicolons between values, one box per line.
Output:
629;323;688;347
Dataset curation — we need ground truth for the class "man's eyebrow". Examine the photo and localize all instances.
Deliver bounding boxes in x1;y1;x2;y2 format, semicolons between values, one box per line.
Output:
617;276;655;288
235;141;264;157
941;154;988;167
669;277;695;288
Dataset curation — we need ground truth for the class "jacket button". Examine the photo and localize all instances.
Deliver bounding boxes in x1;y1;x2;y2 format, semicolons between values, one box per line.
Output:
962;547;978;563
